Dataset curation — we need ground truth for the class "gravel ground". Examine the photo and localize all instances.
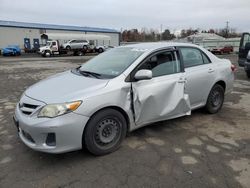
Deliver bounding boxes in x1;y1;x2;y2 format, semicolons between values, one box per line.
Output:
0;54;249;188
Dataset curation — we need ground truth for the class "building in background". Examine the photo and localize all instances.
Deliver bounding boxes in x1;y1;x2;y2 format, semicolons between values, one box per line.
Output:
0;20;120;51
181;33;240;52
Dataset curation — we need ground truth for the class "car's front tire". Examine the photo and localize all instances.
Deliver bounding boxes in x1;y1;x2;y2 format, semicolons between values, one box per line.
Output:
84;109;127;156
205;84;225;114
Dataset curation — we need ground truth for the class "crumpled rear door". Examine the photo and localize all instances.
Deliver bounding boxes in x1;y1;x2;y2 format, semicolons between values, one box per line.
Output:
132;72;191;126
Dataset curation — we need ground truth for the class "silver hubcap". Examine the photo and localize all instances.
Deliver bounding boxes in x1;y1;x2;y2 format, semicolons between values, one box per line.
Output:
211;90;221;107
95;118;120;145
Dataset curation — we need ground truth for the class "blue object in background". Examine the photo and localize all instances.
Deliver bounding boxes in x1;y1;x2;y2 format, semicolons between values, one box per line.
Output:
33;38;40;50
2;45;21;56
24;38;31;50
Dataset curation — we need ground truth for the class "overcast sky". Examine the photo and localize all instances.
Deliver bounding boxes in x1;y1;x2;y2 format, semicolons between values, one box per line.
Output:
0;0;249;32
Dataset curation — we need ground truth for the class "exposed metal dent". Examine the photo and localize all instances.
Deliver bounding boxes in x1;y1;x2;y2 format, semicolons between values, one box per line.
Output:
131;74;191;127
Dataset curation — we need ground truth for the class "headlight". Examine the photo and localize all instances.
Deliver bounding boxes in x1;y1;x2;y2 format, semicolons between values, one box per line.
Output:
38;101;82;118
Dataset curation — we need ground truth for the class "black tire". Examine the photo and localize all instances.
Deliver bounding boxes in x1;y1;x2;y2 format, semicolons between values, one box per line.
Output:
77;51;84;56
84;109;127;156
45;50;51;57
83;45;88;51
205;84;225;114
66;46;71;51
246;71;250;78
98;48;104;53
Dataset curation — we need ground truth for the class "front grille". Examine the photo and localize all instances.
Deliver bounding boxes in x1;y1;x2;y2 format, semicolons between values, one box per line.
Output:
23;103;39;109
19;102;40;116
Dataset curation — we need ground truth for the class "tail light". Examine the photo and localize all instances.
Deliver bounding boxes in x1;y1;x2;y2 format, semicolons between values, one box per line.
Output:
231;64;237;72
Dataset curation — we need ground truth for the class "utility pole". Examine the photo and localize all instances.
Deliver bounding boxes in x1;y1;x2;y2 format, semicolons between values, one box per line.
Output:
160;24;163;41
226;21;229;38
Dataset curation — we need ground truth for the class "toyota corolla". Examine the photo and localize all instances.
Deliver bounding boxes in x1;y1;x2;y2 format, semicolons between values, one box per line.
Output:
14;43;235;155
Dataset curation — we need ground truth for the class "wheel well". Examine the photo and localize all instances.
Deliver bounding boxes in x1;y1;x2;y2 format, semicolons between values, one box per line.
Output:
96;106;130;131
215;80;226;91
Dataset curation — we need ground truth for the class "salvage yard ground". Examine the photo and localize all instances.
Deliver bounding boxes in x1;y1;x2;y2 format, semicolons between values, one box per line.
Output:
0;54;250;188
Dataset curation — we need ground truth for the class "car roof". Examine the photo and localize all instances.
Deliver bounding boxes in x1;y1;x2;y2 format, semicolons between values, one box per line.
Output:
121;42;199;52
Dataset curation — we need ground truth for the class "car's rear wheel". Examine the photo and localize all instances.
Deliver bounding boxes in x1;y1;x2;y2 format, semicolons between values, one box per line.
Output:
98;48;104;53
83;45;88;51
66;46;71;51
84;109;127;156
205;84;225;114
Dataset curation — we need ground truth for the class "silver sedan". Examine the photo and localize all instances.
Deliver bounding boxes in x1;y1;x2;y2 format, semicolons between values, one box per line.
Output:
14;42;235;155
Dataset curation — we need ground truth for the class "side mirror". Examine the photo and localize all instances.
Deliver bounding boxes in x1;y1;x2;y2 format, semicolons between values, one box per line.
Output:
134;69;152;81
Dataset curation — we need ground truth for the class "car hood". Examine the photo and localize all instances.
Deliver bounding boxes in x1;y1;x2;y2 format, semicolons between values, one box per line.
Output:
25;70;109;104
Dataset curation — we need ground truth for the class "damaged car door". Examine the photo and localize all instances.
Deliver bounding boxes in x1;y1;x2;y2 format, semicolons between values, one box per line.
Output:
131;49;191;126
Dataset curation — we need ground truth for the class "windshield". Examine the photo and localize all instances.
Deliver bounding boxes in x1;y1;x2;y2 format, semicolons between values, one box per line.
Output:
79;47;145;78
46;41;52;46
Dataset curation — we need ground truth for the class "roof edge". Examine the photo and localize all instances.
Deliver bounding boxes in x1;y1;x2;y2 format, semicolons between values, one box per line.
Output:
0;20;120;34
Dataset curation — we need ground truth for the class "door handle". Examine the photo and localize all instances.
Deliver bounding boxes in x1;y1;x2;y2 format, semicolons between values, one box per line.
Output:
208;68;215;73
178;78;187;83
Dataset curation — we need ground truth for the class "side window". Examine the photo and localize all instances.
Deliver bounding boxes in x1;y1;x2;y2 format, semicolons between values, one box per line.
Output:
89;40;95;45
52;42;57;46
138;51;180;77
70;40;75;43
243;34;250;48
180;48;209;68
202;53;211;64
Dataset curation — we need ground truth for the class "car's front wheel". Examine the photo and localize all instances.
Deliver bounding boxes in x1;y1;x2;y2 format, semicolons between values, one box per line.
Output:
84;109;127;155
205;84;225;114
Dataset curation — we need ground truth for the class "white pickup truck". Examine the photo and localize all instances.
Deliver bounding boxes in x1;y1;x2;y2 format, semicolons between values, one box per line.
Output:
39;40;88;57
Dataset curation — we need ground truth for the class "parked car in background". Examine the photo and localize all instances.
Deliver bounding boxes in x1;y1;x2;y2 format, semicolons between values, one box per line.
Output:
2;46;21;56
62;39;90;50
238;32;250;78
95;45;114;53
14;43;235;155
211;45;234;54
39;40;87;57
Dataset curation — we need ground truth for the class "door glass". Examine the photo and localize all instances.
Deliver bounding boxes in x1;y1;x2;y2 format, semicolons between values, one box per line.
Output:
180;48;204;68
138;51;180;77
202;53;211;64
243;34;250;48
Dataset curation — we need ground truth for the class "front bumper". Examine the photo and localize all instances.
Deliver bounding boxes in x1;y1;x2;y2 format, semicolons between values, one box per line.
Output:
14;103;89;154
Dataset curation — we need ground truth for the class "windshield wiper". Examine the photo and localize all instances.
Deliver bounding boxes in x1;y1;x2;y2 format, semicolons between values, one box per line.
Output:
79;70;101;79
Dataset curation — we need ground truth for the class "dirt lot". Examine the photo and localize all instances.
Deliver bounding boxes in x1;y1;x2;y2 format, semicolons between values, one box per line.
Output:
0;54;249;188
